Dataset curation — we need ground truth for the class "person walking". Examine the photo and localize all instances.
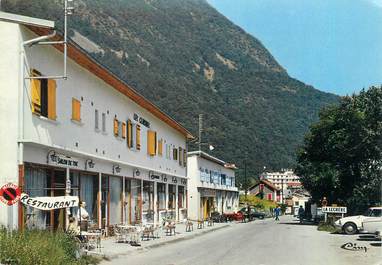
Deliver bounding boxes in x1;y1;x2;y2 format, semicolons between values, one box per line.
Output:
274;206;281;221
298;206;305;224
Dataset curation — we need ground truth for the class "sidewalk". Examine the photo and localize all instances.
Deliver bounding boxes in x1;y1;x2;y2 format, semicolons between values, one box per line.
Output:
88;221;232;259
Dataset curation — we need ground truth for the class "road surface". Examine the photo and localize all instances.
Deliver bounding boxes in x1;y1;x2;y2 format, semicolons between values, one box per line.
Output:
102;215;381;265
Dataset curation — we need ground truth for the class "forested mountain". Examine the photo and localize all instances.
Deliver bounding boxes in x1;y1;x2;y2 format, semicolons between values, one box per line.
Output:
2;0;339;184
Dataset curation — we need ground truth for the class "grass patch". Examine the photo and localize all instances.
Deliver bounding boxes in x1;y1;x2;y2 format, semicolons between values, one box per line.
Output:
0;228;102;265
317;222;337;233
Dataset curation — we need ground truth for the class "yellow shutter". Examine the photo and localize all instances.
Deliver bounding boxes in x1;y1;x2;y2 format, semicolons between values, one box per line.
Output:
147;131;156;156
158;139;163;156
72;98;81;121
47;79;56;120
127;120;133;148
122;122;126;139
179;147;183;166
114;118;119;136
136;124;141;150
183;149;187;167
31;79;41;114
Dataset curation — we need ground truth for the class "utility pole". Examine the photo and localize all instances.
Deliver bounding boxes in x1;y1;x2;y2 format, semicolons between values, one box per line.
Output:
244;151;248;201
198;114;203;154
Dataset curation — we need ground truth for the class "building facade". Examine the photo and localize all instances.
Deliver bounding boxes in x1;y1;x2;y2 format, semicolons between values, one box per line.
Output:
187;151;239;220
0;12;193;231
248;179;281;203
260;169;301;190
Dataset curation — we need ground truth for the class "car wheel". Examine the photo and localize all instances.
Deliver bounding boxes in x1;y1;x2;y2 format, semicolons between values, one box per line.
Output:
343;222;357;235
259;215;264;219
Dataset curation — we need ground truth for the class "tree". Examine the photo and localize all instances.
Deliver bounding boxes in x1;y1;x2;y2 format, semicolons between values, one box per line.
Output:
295;86;382;214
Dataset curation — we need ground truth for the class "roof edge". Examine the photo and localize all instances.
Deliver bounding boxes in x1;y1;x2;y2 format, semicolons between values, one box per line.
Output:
0;11;54;29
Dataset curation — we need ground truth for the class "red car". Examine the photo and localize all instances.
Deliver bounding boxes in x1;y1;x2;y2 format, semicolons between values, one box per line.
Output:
224;212;244;221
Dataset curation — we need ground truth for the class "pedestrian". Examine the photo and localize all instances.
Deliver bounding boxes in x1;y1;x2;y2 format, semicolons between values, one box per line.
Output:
274;206;281;221
298;206;305;224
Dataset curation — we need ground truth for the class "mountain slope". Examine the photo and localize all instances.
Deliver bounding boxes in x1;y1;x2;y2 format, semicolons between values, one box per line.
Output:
2;0;339;183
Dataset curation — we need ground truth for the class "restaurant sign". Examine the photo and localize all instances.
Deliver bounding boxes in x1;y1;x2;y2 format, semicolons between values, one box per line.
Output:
20;193;79;210
48;152;79;168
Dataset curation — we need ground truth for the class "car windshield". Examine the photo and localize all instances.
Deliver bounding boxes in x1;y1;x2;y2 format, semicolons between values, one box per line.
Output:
366;209;382;217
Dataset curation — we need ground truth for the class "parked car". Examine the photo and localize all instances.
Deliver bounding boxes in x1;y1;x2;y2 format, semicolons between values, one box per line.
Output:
334;207;382;235
239;207;266;220
360;217;382;235
224;211;244;222
210;211;227;223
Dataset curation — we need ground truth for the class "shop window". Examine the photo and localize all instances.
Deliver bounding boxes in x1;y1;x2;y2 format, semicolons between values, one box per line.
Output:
127;119;133;148
102;113;106;132
72;98;81;122
136;124;141;150
30;69;56;120
147;130;157;156
173;148;178;161
122;122;126;139
168;184;176;209
95;109;99;130
158;139;163;156
178;186;185;208
157;183;166;210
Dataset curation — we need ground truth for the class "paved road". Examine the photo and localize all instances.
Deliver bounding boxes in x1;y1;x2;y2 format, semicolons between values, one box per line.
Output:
102;215;382;265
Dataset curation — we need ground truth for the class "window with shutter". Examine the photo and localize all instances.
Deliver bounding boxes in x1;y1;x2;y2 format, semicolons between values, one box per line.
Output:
183;149;187;167
173;148;178;161
95;109;99;130
72;98;81;122
122;122;126;139
47;79;56;120
127;120;133;148
136;124;141;150
113;118;119;136
147;131;157;156
30;79;41;115
102;113;106;132
179;147;183;166
158;139;163;156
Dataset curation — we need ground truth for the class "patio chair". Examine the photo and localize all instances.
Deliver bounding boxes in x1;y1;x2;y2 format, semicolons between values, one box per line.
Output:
185;220;194;232
165;222;176;236
114;225;126;243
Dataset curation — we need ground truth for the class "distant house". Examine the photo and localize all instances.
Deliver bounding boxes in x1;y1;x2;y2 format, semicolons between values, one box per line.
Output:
248;179;281;203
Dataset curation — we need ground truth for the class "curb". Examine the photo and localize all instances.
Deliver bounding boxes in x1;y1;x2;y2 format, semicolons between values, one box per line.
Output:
101;224;231;260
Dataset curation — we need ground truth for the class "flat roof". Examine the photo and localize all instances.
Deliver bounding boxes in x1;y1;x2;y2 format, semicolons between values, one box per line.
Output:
188;151;238;169
0;11;54;29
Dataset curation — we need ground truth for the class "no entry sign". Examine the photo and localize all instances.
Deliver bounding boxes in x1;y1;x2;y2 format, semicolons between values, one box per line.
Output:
0;183;21;206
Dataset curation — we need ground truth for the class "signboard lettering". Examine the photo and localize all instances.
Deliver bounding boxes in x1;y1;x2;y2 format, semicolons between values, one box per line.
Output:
0;183;21;205
20;193;79;210
48;152;79;168
322;206;347;214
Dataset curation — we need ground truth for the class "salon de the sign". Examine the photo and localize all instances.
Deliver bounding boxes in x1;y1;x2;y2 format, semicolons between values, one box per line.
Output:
48;152;79;168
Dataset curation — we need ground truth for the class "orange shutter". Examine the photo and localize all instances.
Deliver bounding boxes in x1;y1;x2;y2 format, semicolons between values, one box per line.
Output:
47;79;56;120
127;120;133;148
72;98;81;121
158;139;163;156
147;131;157;156
122;122;126;139
114;118;119;136
136;124;141;150
31;79;41;114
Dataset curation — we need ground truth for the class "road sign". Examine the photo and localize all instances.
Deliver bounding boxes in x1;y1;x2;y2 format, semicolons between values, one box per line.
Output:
0;183;21;205
322;206;347;214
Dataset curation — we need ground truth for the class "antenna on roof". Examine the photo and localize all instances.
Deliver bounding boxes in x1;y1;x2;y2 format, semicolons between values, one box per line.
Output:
24;0;75;80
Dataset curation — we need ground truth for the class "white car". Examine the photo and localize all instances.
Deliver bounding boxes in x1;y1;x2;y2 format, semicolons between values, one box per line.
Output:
361;217;382;235
334;207;382;235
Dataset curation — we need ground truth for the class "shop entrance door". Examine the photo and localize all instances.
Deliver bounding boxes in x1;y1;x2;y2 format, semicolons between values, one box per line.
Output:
50;169;66;231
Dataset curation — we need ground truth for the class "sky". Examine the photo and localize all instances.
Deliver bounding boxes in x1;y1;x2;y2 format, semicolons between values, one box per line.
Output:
207;0;382;96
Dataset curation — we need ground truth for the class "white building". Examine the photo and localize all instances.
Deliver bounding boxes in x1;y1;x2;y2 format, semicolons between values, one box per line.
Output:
187;151;239;220
261;169;301;190
0;12;193;231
